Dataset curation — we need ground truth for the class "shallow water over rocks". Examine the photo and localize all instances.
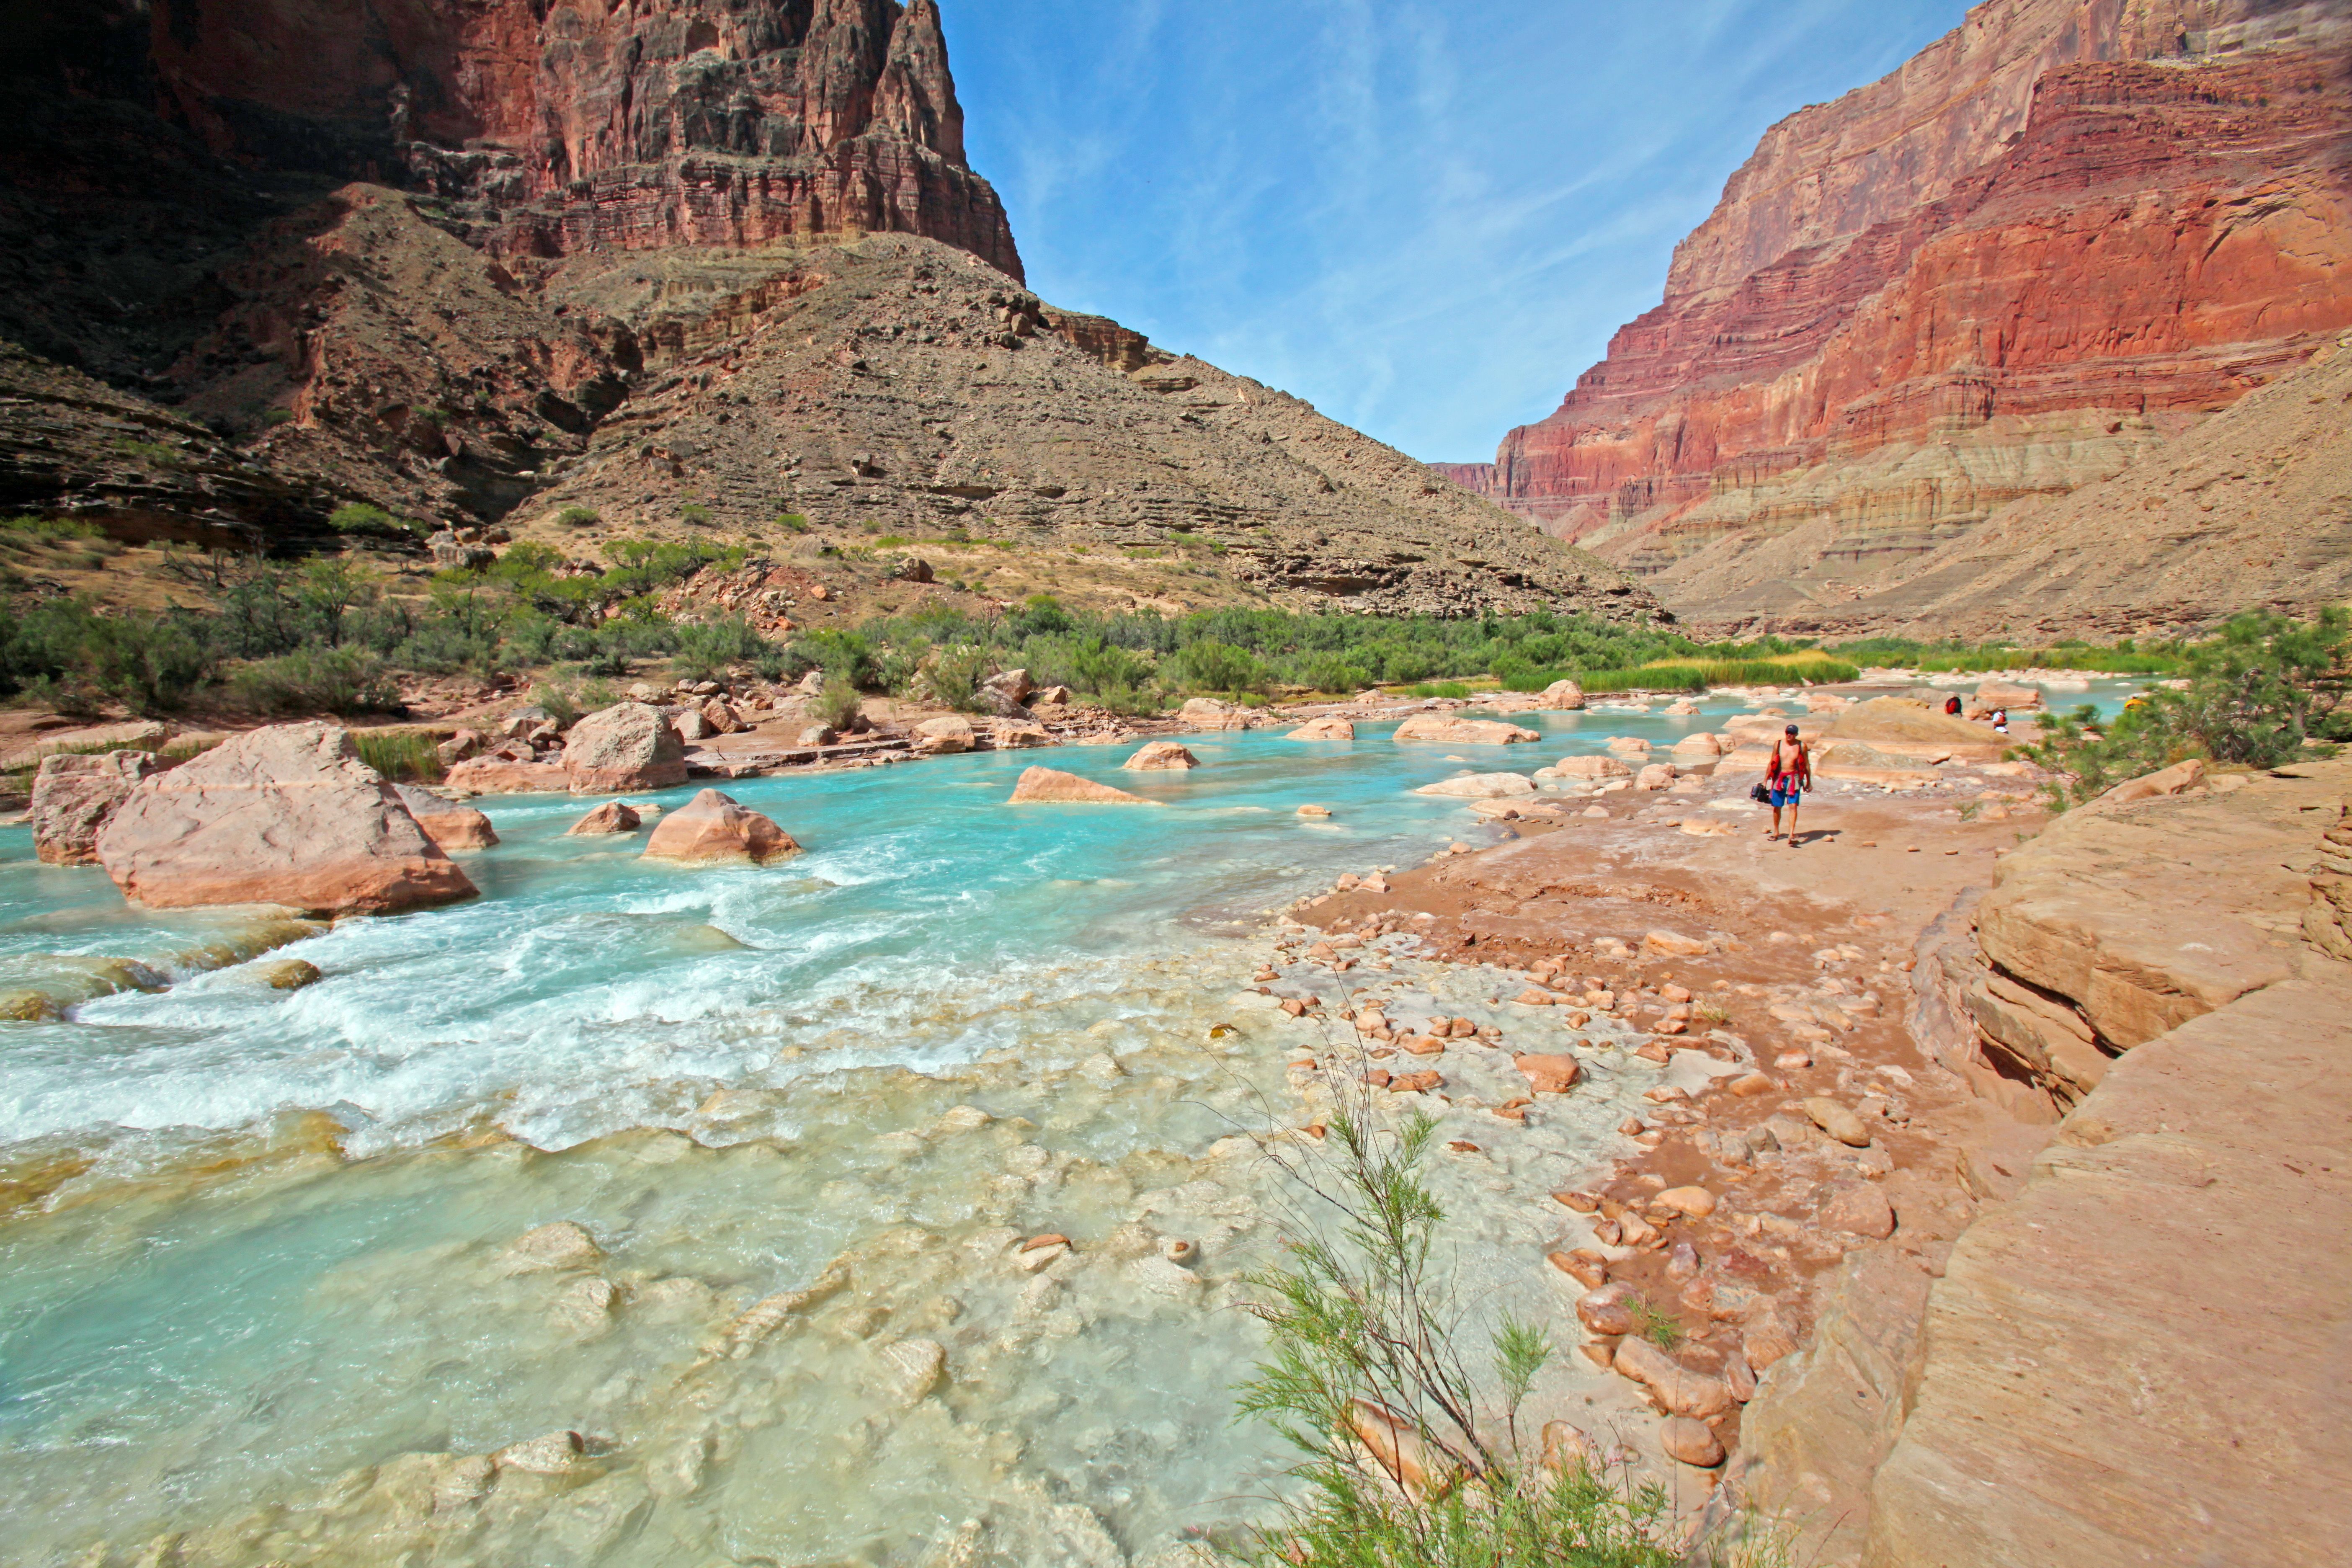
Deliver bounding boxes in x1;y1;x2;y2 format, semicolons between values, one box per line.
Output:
0;694;2128;1565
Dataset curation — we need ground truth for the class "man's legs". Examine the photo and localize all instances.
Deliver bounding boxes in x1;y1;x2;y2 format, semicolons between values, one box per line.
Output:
1786;790;1800;845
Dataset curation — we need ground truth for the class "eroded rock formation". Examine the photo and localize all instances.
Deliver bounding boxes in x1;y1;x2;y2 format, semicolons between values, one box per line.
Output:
1444;0;2352;635
0;1;1651;623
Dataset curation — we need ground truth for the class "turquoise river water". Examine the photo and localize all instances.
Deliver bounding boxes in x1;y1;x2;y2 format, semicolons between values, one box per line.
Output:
0;688;2138;1567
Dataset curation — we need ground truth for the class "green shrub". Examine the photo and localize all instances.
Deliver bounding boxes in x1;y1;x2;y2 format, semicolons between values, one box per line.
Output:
530;682;582;728
1235;1107;1767;1567
229;647;402;716
1;515;104;542
679;503;713;527
672;615;765;679
810;675;863;731
554;505;603;529
352;729;444;783
2027;609;2349;805
1166;639;1268;694
775;513;810;534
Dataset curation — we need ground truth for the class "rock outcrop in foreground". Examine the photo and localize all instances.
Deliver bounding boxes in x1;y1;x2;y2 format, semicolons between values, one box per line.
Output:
1732;760;2352;1564
95;724;479;916
1442;0;2352;637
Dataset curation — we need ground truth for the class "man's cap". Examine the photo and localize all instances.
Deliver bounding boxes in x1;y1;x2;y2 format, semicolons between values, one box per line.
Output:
1785;724;1800;735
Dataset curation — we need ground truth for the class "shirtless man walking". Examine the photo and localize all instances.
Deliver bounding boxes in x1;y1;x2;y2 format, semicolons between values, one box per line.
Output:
1766;722;1811;845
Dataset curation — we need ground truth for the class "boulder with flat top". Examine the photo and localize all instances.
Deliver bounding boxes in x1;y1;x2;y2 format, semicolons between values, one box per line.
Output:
640;789;799;865
563;703;689;794
95;723;477;916
31;750;162;864
392;784;499;851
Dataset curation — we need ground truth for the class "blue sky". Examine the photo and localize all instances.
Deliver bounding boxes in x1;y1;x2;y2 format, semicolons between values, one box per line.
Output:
943;0;1973;464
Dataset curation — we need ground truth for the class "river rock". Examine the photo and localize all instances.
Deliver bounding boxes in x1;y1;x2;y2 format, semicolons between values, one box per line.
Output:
1555;755;1633;779
31;750;161;864
1974;680;2043;711
1007;767;1156;804
1803;1096;1873;1147
1575;1282;1638;1336
989;719;1048;748
1176;697;1251;731
565;801;642;836
1672;733;1724;758
641;789;799;864
392;784;498;851
1297;803;1332;818
1288;717;1355;740
983;668;1034;705
243;958;321;990
2086;756;2205;810
1537;680;1586;710
1393;714;1539;745
1033;685;1073;707
436;727;484;765
441;756;571;794
495;1430;592;1476
1343;1398;1447;1498
500;1221;603;1275
1819;1181;1896;1238
1414;772;1537;798
1656;1185;1718;1218
700;698;745;735
1636;763;1678;790
93;724;477;916
879;1337;946;1404
1659;1416;1725;1467
1513;1052;1583;1093
914;715;976;754
1607;736;1652;756
563;703;689;794
1123;741;1198;771
1614;1335;1735;1418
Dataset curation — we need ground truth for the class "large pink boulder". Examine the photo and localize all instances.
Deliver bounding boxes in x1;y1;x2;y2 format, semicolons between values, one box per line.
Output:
1006;767;1157;804
441;756;571;794
31;750;162;864
563;702;688;795
94;723;477;916
641;789;799;865
565;801;642;836
392;784;499;851
1287;718;1356;741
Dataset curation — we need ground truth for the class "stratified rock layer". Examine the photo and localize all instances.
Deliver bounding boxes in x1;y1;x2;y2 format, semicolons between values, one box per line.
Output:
95;723;478;915
1446;0;2352;635
144;0;1021;278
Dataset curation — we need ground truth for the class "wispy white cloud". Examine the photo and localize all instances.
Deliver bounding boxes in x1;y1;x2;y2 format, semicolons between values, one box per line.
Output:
944;0;1973;461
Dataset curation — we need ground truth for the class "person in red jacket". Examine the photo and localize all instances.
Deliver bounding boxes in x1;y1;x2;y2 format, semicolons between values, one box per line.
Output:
1766;723;1811;845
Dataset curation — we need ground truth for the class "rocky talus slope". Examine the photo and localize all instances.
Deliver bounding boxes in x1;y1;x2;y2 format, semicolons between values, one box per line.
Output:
0;1;1642;619
1729;761;2352;1564
1438;0;2352;636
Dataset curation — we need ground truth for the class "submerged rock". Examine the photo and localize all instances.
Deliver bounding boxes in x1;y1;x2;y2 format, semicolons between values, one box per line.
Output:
500;1220;604;1275
640;789;800;865
1413;773;1535;798
94;723;477;917
564;703;689;795
1393;714;1539;745
392;784;499;851
31;749;161;865
1287;718;1355;741
243;958;322;991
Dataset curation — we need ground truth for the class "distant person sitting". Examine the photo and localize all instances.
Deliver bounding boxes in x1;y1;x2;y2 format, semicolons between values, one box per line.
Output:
1991;707;2010;734
1765;723;1811;845
1944;694;1963;716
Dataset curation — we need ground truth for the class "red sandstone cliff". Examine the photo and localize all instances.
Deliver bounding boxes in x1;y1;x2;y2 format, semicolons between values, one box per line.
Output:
1451;0;2352;632
143;0;1020;275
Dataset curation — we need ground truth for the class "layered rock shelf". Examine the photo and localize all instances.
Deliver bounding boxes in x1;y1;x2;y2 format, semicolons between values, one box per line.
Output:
1439;0;2352;636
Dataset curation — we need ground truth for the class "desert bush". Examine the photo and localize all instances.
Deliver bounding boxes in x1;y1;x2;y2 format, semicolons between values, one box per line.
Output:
1234;1104;1775;1567
810;676;863;731
554;505;602;529
2027;609;2349;804
230;646;402;716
